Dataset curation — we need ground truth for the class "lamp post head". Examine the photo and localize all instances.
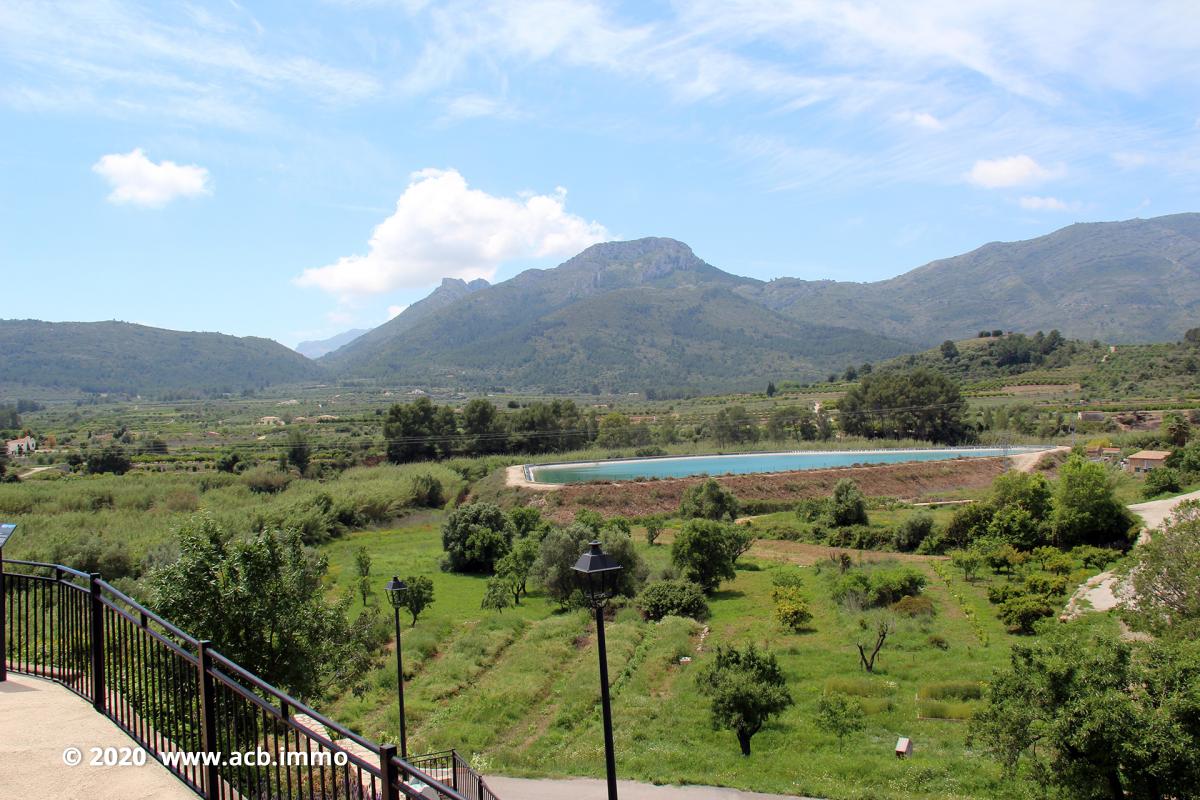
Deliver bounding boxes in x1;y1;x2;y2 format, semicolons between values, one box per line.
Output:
384;576;408;610
572;541;623;609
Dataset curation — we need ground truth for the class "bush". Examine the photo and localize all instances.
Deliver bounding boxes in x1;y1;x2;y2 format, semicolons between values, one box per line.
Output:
636;580;709;621
1024;573;1068;597
826;524;892;550
772;585;813;631
1070;545;1118;570
894;513;934;552
243;467;292;495
1143;467;1182;498
891;594;935;618
679;479;739;522
998;593;1055;634
832;565;925;608
408;473;445;508
830;479;868;527
986;583;1022;605
927;634;949;650
918;680;985;701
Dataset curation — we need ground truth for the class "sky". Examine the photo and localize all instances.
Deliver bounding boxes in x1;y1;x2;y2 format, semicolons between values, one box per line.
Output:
2;1;1199;348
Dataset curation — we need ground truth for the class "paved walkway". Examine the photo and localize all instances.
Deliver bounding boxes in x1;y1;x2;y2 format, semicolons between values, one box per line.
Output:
488;776;819;799
0;674;195;800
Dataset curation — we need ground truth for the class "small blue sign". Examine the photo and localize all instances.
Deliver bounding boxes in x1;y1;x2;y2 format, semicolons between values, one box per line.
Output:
0;523;15;548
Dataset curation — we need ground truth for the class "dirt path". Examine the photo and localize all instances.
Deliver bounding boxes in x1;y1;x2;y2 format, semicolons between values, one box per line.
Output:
1064;489;1200;618
487;776;821;800
17;465;54;478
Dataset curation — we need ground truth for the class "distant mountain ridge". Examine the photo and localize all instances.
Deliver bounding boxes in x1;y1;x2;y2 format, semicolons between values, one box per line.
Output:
752;213;1200;344
0;320;320;395
4;214;1198;396
295;329;368;359
323;214;1200;391
322;237;914;391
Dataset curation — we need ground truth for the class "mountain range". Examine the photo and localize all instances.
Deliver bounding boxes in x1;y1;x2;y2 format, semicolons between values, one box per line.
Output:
3;213;1198;396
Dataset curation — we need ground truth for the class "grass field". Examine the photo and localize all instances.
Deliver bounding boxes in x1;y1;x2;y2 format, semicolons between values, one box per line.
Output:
315;515;1117;799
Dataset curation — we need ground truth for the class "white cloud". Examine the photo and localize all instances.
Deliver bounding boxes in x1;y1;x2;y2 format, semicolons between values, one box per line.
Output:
387;304;408;319
1019;195;1075;211
894;111;944;131
296;168;609;297
92;148;211;207
967;154;1062;188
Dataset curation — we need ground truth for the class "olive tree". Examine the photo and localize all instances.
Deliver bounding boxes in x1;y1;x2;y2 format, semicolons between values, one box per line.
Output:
696;644;793;756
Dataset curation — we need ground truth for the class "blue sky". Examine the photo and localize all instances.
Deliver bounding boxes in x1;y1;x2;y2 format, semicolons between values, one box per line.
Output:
2;1;1198;348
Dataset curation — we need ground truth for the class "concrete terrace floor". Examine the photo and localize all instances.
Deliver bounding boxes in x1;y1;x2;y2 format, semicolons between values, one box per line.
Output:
0;674;196;800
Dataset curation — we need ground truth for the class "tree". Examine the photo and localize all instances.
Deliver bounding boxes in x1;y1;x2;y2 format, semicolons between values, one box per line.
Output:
398;575;434;626
679;478;739;522
534;524;593;607
596;412;633;448
508;507;545;539
86;445;132;475
766;381;777;397
286;429;311;474
1163;413;1192;447
441;503;515;573
971;624;1200;800
148;514;374;700
854;613;893;672
1128;501;1200;639
671;519;741;592
354;546;372;605
696;644;793;756
384;398;457;463
838;368;971;444
481;577;511;612
644;517;664;546
1050;456;1136;549
461;398;502;454
815;693;865;749
829;479;868;527
495;537;539;604
940;339;960;360
215;451;243;473
893;513;933;552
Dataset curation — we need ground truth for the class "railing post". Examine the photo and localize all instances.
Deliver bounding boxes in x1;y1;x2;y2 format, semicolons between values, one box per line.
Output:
0;552;7;682
379;743;401;800
197;640;220;800
450;748;458;791
88;573;104;712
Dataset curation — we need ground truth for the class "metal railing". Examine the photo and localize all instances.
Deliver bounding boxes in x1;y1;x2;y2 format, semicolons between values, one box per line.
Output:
2;559;501;800
408;751;500;800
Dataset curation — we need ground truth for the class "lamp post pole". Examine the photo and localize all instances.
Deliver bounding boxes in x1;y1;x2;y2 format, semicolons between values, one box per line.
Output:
594;602;617;800
573;541;622;800
384;576;409;760
393;605;407;759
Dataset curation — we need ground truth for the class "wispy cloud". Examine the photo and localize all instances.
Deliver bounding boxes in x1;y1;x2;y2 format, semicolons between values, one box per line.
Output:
1019;195;1077;212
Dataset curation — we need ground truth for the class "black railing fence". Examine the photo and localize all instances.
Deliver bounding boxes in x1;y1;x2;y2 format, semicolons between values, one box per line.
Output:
2;559;501;800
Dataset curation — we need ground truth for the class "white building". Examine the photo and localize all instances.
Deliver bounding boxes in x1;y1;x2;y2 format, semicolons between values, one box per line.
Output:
6;435;37;456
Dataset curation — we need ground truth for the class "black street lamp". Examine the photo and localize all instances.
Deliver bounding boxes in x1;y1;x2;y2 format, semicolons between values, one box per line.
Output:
573;541;623;800
384;575;409;759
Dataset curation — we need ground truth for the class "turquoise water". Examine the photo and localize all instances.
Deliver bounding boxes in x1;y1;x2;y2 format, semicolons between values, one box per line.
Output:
527;446;1050;485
